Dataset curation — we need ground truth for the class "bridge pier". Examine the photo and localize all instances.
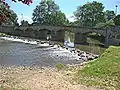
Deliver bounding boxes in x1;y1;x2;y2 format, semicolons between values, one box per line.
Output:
51;30;65;42
35;30;48;39
74;32;87;44
1;26;14;35
22;29;36;38
12;29;23;36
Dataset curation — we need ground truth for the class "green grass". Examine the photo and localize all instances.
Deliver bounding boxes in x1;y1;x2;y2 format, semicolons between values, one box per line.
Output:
0;33;7;36
55;63;66;70
0;85;27;90
75;46;120;90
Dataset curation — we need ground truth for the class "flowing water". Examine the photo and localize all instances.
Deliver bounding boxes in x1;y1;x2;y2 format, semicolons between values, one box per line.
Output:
0;31;106;67
0;38;82;67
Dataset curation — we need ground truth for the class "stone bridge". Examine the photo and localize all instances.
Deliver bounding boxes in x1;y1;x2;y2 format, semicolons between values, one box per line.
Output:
0;25;120;45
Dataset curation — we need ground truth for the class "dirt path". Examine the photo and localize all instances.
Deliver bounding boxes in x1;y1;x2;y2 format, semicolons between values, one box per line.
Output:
0;66;102;90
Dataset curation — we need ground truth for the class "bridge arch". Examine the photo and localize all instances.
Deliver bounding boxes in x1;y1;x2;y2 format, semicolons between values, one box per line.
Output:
64;30;75;43
34;29;51;40
84;31;106;44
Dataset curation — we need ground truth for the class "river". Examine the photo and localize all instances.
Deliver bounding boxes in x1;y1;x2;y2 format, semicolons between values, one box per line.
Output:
0;38;82;67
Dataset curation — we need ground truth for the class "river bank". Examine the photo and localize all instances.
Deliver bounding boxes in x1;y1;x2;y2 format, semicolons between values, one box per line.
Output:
0;34;102;90
0;65;102;90
0;34;117;90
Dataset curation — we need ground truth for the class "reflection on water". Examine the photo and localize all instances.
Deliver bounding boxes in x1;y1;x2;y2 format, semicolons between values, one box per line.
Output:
65;31;106;55
64;37;74;48
75;37;106;55
0;39;81;67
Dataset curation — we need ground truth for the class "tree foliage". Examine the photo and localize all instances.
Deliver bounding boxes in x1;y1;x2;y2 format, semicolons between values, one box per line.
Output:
0;0;32;5
0;1;10;23
32;0;69;25
6;10;18;25
21;20;29;26
95;10;115;28
0;1;18;25
95;19;115;28
74;1;105;27
105;10;115;21
113;15;120;25
0;0;32;24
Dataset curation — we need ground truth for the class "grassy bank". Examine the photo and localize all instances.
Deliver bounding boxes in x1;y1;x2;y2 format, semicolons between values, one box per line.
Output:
75;46;120;90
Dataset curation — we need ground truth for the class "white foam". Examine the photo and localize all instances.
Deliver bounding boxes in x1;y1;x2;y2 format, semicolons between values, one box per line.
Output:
0;36;62;48
0;36;81;60
38;43;50;47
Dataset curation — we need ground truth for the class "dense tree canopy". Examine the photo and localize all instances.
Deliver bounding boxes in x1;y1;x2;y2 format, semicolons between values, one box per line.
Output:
21;20;29;26
74;1;105;27
0;0;32;5
32;0;69;25
113;15;120;25
105;10;115;21
6;9;18;25
95;19;115;28
0;1;10;23
0;0;32;25
0;0;119;27
0;1;18;25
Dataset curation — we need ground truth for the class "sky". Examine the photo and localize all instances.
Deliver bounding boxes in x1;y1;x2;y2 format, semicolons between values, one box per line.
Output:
7;0;120;24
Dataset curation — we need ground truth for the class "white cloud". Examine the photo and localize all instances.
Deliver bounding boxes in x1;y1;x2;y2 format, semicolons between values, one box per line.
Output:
17;15;33;24
66;13;76;22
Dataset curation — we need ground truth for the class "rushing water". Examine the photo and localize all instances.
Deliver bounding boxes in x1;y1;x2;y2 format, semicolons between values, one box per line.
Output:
0;38;82;67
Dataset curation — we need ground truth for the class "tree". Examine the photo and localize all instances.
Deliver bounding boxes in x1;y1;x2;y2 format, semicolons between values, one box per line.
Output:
0;2;18;25
0;0;32;5
105;10;115;21
0;1;9;25
74;1;105;27
113;15;120;25
69;21;81;26
5;10;18;25
21;20;29;26
95;19;115;28
32;0;69;25
95;10;116;28
0;0;32;25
